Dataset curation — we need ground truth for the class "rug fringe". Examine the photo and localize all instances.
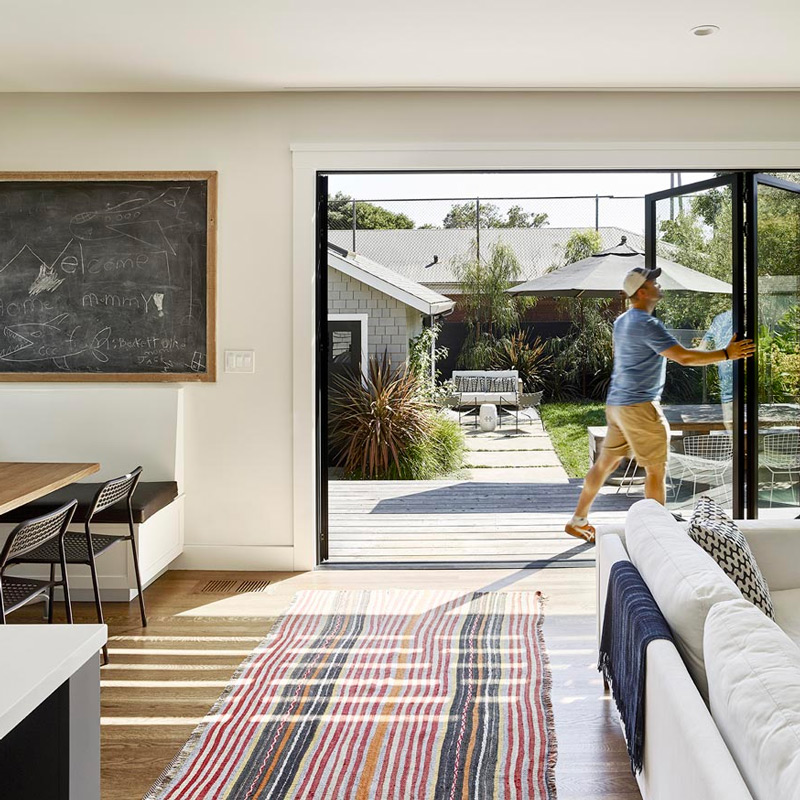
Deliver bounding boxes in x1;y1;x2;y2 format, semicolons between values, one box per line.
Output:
142;591;304;800
536;590;559;800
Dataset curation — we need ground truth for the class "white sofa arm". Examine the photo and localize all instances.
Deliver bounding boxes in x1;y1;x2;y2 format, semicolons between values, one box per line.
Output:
638;642;753;800
596;531;630;645
738;520;800;591
596;533;754;800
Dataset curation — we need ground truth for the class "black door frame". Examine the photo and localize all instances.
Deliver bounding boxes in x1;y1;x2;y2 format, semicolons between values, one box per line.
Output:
315;173;329;563
745;172;800;516
645;173;746;517
315;169;799;564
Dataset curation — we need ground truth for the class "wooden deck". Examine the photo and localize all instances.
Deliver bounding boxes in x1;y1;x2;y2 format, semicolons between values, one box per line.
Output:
328;480;639;565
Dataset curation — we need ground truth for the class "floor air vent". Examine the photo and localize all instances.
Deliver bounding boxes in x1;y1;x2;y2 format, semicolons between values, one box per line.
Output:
197;579;271;594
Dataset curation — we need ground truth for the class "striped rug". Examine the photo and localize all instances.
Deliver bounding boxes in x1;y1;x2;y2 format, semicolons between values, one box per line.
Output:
145;590;557;800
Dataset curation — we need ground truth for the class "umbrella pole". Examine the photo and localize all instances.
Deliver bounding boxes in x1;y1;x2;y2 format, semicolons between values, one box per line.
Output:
580;299;586;398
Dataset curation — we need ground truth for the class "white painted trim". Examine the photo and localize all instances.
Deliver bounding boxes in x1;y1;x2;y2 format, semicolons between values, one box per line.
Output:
291;140;800;154
173;545;296;572
328;313;369;376
292;142;800;571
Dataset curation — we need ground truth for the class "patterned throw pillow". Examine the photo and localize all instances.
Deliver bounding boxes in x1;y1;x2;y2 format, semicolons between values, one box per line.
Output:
486;376;517;393
687;496;774;618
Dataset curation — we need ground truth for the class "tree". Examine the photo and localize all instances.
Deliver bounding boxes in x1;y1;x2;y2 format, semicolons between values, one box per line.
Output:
443;201;548;229
454;241;534;368
327;191;415;230
562;229;603;266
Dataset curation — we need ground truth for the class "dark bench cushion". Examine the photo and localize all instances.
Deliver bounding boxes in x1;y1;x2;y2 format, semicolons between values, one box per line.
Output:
0;481;178;525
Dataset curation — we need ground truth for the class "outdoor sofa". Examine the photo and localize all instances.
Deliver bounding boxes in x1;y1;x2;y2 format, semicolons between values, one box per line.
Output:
597;499;800;800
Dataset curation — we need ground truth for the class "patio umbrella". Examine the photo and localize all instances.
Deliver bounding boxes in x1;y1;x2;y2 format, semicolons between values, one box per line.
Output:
507;237;732;297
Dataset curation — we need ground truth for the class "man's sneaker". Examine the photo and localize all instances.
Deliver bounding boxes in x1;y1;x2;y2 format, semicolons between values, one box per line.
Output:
564;521;596;543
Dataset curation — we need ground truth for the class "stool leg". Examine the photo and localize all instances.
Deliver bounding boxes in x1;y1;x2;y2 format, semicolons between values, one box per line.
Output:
86;529;108;663
48;563;56;623
126;512;148;627
59;550;73;625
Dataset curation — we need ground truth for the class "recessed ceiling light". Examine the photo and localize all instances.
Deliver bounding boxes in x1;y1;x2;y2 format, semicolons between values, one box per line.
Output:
691;24;720;36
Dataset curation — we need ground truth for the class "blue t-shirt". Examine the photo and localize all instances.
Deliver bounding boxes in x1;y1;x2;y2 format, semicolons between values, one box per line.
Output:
606;308;679;406
702;310;733;403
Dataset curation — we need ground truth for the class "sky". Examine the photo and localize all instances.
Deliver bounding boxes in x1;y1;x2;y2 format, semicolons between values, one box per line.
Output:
329;171;716;234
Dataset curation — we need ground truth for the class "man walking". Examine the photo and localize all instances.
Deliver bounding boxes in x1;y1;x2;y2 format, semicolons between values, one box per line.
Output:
565;266;755;543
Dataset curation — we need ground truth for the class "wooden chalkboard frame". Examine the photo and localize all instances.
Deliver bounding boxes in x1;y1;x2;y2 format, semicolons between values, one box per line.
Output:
0;171;217;382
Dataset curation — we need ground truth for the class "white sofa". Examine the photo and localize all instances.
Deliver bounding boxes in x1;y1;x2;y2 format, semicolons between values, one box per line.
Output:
597;500;800;800
451;370;522;406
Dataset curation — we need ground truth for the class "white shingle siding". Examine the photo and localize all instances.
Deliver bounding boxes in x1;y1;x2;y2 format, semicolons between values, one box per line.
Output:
328;267;413;364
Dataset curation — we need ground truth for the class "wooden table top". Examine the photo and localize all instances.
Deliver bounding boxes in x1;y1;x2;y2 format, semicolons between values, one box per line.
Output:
0;462;100;516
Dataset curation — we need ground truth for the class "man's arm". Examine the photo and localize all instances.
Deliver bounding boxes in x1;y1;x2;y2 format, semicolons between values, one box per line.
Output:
661;333;756;366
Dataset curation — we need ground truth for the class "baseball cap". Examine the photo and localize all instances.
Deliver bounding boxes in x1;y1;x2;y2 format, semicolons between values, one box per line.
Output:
623;266;661;297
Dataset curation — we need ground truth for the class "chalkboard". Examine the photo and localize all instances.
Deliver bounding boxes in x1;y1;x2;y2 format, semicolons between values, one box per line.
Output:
0;172;216;381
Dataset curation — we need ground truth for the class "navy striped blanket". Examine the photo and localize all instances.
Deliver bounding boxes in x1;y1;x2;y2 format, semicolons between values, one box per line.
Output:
598;560;674;774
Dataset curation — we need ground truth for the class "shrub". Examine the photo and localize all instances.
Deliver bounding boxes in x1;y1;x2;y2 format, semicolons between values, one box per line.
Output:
491;330;551;392
408;323;449;398
401;412;465;480
544;299;614;401
329;355;465;480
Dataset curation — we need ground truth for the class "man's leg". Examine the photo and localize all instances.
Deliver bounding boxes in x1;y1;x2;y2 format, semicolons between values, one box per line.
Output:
574;450;624;519
644;462;666;505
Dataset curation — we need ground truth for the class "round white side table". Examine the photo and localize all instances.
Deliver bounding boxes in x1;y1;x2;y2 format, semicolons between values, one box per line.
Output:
479;403;498;432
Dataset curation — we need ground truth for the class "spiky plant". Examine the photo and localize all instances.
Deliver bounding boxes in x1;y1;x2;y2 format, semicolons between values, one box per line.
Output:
491;330;551;392
329;355;433;479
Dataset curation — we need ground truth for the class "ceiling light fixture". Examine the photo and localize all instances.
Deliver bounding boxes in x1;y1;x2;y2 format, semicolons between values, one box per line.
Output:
691;24;720;36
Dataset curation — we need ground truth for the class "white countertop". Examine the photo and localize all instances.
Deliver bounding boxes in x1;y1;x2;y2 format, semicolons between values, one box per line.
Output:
0;624;107;739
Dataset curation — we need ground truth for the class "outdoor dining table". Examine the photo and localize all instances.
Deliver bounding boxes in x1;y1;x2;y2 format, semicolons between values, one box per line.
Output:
0;461;100;516
662;403;800;434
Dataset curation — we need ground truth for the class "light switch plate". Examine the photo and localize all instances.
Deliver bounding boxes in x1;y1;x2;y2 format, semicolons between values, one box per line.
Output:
224;350;255;373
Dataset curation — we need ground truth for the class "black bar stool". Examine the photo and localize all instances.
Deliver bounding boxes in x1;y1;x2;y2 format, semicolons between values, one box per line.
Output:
10;467;146;663
0;501;78;624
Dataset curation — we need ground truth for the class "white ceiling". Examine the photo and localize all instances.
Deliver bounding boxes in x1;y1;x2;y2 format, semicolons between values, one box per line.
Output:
4;0;799;92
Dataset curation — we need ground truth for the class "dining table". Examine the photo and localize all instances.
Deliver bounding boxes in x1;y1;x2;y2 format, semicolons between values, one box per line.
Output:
661;403;800;434
0;462;100;516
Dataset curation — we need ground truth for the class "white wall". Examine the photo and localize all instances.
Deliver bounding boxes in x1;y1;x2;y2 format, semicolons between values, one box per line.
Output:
0;91;799;570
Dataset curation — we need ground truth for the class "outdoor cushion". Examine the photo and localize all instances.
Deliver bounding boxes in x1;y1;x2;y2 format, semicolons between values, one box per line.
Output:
626;499;743;702
0;481;178;525
687;496;774;618
705;599;800;800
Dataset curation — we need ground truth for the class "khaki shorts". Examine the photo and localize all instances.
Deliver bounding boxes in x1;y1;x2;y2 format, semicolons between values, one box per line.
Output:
604;402;670;467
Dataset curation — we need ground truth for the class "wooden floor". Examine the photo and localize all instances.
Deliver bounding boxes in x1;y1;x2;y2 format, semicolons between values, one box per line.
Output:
10;567;640;799
329;480;638;564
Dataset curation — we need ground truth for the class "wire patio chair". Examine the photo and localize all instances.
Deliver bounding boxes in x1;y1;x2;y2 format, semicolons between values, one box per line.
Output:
667;433;733;508
763;430;800;507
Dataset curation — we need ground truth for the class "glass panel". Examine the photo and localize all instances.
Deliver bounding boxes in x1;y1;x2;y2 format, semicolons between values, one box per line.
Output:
651;186;735;514
756;182;800;519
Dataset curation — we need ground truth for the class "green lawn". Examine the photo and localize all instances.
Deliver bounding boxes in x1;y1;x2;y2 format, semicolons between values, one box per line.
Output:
540;402;606;478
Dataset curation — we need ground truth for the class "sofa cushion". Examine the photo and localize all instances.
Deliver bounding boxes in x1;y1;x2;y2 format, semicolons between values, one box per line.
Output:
771;588;800;649
626;498;743;702
688;496;774;618
705;599;800;800
0;481;178;525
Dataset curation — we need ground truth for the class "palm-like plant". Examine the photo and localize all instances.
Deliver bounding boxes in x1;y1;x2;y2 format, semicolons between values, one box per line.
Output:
491;330;550;392
329;356;432;479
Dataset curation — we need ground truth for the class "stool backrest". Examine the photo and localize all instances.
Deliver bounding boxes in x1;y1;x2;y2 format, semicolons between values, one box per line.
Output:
89;466;143;518
0;501;78;567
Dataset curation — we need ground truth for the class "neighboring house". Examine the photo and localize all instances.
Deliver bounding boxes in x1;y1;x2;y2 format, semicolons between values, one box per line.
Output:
327;243;454;375
328;226;648;295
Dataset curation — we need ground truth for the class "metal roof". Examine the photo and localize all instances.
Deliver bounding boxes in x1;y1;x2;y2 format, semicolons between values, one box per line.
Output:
328;226;649;291
327;244;455;316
